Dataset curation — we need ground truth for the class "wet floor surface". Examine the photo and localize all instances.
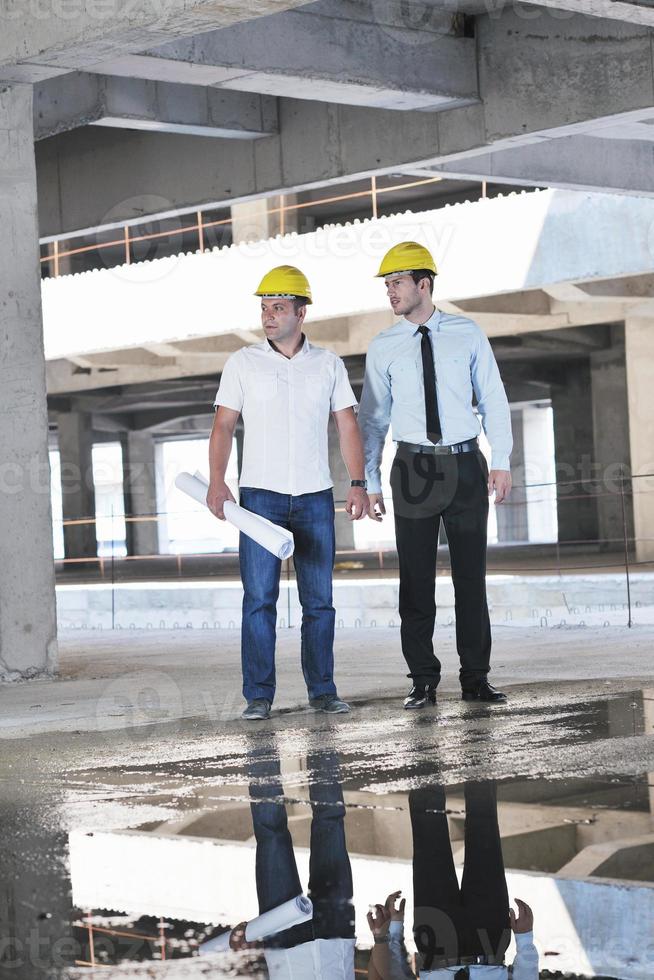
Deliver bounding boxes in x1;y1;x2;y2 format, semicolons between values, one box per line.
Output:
2;682;653;979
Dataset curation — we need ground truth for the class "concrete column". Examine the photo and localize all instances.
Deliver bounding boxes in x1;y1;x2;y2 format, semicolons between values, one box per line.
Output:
625;317;654;563
550;361;599;545
231;194;298;243
496;407;528;543
0;84;57;680
57;411;97;560
590;342;634;551
122;430;159;557
328;417;355;552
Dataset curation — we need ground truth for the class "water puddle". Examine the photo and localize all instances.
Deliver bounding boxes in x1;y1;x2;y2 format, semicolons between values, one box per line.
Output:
2;688;653;979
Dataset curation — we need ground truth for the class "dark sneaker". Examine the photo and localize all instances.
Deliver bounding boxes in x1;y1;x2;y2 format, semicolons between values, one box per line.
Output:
404;684;437;710
309;694;350;714
461;681;507;703
241;698;271;720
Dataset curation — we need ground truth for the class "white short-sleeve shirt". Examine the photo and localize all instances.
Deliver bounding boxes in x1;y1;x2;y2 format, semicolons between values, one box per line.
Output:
213;336;358;495
265;937;355;979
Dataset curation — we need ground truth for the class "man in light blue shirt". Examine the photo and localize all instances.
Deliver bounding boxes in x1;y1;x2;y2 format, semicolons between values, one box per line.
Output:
366;781;538;980
358;242;513;707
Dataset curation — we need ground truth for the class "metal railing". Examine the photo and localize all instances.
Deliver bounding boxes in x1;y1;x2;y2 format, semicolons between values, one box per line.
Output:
40;175;452;276
53;469;654;631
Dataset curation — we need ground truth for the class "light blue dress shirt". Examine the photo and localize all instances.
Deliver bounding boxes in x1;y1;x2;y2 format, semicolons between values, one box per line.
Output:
385;921;539;980
358;309;513;494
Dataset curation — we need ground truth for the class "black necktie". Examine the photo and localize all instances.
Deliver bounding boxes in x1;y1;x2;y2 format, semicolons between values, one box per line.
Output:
418;324;441;444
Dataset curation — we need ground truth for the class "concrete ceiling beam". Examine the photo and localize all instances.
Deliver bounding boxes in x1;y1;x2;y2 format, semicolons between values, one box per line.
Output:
511;0;654;28
90;412;131;432
577;274;654;300
426;134;654;196
0;0;308;83
36;8;654;236
542;283;591;303
46;357;230;395
93;1;477;111
34;73;277;141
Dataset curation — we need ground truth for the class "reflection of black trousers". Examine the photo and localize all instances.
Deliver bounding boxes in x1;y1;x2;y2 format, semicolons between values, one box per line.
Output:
249;752;354;949
390;447;491;688
410;781;510;969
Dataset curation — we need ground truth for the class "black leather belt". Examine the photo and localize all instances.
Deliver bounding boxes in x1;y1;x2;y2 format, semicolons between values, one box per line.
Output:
397;437;478;455
428;954;503;968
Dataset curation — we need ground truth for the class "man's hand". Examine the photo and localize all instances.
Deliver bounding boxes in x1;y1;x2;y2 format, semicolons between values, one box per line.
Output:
228;921;259;951
206;480;236;520
367;891;405;938
367;903;391;940
346;487;370;520
367;493;386;523
509;899;534;934
488;469;512;504
386;891;406;922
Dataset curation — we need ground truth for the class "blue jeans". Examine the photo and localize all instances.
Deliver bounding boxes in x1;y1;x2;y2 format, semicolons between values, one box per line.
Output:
238;487;337;704
249;750;355;948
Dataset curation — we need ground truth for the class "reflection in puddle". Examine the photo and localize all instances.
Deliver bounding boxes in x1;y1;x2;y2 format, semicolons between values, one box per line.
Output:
2;689;653;978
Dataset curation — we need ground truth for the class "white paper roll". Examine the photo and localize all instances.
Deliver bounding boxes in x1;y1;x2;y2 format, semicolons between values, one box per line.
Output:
174;472;295;560
198;895;313;954
246;894;313;941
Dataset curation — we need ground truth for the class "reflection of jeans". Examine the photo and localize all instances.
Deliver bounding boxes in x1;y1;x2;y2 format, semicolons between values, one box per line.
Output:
411;781;510;970
249;752;354;949
239;487;337;703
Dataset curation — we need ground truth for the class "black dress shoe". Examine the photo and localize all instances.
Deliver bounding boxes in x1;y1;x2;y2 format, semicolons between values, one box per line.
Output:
461;680;507;703
404;684;438;710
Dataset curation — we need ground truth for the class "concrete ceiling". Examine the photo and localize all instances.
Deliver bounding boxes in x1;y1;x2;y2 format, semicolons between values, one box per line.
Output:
0;0;646;241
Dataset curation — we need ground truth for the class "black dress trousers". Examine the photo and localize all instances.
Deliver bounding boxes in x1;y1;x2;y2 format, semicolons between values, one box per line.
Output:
410;780;511;969
390;443;491;688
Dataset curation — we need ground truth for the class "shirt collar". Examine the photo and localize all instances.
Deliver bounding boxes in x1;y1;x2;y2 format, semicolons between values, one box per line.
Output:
403;307;440;335
264;332;310;357
392;309;442;337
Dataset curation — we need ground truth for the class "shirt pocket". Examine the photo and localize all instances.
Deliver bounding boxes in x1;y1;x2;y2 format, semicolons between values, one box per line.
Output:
437;354;471;396
389;356;418;405
246;372;278;402
303;371;329;403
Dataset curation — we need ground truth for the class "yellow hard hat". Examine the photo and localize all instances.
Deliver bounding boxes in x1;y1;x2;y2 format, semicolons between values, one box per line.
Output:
375;241;437;278
254;265;313;304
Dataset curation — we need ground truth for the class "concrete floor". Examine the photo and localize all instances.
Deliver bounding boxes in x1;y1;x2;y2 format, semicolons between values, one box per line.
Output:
2;626;654;980
1;624;653;738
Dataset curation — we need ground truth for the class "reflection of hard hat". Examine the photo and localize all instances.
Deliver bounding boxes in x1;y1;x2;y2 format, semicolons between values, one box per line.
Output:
255;265;313;304
375;242;437;278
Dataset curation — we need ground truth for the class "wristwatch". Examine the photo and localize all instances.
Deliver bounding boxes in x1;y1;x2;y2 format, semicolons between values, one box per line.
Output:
351;479;367;489
373;935;389;944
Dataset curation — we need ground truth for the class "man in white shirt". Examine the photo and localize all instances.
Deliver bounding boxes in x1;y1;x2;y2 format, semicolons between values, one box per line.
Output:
367;782;538;980
207;265;370;720
228;747;356;978
358;242;513;708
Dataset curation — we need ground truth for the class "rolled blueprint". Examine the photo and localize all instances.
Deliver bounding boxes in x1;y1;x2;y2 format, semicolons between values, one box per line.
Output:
174;471;295;560
199;895;313;954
